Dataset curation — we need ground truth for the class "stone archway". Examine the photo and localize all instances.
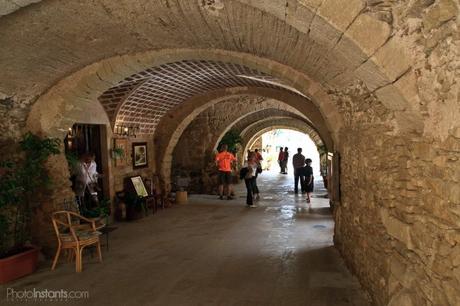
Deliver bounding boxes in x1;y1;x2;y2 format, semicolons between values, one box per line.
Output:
154;86;335;189
2;1;458;304
3;0;421;139
25;49;340;141
169;94;315;193
242;119;324;154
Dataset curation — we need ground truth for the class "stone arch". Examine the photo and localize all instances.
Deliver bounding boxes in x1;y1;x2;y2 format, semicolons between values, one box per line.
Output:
154;86;334;189
171;100;308;180
209;111;309;153
241;118;324;155
171;110;311;193
26;49;339;142
212;113;312;152
4;0;423;140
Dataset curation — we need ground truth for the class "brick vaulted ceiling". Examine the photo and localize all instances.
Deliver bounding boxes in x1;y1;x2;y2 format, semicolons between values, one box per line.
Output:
98;60;306;134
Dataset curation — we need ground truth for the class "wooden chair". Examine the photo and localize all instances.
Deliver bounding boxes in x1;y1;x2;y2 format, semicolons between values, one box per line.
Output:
145;176;165;211
51;211;103;272
151;174;166;209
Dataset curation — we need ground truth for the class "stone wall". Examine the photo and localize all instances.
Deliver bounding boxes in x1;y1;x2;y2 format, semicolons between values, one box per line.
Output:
249;137;263;151
111;134;156;193
171;96;306;193
334;81;459;306
331;1;459;305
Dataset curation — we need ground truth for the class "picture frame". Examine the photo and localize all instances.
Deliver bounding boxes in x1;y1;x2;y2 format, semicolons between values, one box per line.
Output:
132;142;148;169
130;176;149;197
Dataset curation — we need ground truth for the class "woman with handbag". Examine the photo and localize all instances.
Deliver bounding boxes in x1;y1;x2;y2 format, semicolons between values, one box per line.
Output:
242;152;258;208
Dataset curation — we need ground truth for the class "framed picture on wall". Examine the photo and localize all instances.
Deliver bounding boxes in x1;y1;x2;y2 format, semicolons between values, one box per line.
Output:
132;142;148;169
130;176;149;197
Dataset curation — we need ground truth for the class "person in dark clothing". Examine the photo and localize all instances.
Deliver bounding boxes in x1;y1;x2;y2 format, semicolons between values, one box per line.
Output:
304;158;314;203
244;152;258;207
253;149;263;200
277;147;285;173
292;148;306;194
282;147;289;174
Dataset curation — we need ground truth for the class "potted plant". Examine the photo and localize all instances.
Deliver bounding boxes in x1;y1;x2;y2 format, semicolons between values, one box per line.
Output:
111;147;125;160
218;130;242;154
0;132;60;284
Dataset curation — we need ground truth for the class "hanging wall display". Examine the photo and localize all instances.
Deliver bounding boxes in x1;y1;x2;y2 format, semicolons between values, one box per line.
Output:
132;142;148;169
113;138;128;167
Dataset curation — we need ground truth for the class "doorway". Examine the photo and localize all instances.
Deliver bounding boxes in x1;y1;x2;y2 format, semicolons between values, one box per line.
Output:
64;124;108;201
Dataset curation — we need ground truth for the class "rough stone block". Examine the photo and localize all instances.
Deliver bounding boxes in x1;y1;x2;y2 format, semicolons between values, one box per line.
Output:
0;0;19;16
423;0;458;32
327;71;355;88
333;34;369;68
9;0;41;7
375;84;408;111
309;15;342;50
392;70;421;110
372;37;413;82
354;60;390;91
237;0;286;21
450;127;460;139
388;289;416;306
380;208;414;250
317;0;365;32
286;0;315;33
345;13;392;56
298;0;323;10
394;110;424;135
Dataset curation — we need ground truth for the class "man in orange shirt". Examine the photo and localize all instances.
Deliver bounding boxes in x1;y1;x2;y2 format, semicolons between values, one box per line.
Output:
215;144;236;200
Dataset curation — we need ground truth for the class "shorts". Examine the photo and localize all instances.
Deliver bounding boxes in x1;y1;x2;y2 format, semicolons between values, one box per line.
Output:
218;171;232;185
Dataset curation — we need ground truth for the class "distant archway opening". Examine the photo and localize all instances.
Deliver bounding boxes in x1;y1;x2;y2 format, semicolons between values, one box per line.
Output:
245;129;322;179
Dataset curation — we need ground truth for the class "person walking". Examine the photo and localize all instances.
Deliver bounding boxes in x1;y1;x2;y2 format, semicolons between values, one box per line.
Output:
282;147;289;174
253;148;263;200
215;144;236;200
304;158;314;203
243;152;258;208
292;148;306;194
277;147;285;173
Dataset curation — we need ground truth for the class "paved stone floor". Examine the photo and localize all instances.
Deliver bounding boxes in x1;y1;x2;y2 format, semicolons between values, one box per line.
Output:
1;171;371;306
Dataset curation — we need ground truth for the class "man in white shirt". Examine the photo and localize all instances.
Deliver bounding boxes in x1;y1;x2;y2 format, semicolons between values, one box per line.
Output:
74;152;99;206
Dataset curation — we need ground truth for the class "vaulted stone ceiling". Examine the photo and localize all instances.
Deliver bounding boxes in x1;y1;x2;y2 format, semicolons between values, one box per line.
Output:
99;59;305;133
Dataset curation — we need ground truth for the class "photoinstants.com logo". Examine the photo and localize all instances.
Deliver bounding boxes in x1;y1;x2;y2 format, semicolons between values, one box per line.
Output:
6;288;89;302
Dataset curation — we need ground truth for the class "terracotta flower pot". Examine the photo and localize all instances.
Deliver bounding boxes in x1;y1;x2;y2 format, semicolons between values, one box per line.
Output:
0;246;40;284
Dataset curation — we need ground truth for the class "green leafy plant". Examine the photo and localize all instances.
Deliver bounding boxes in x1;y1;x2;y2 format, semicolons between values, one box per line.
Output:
317;145;327;156
65;151;79;171
218;130;242;154
0;132;60;258
112;147;125;159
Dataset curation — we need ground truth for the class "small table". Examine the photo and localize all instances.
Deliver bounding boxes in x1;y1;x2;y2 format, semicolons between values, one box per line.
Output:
99;226;118;251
